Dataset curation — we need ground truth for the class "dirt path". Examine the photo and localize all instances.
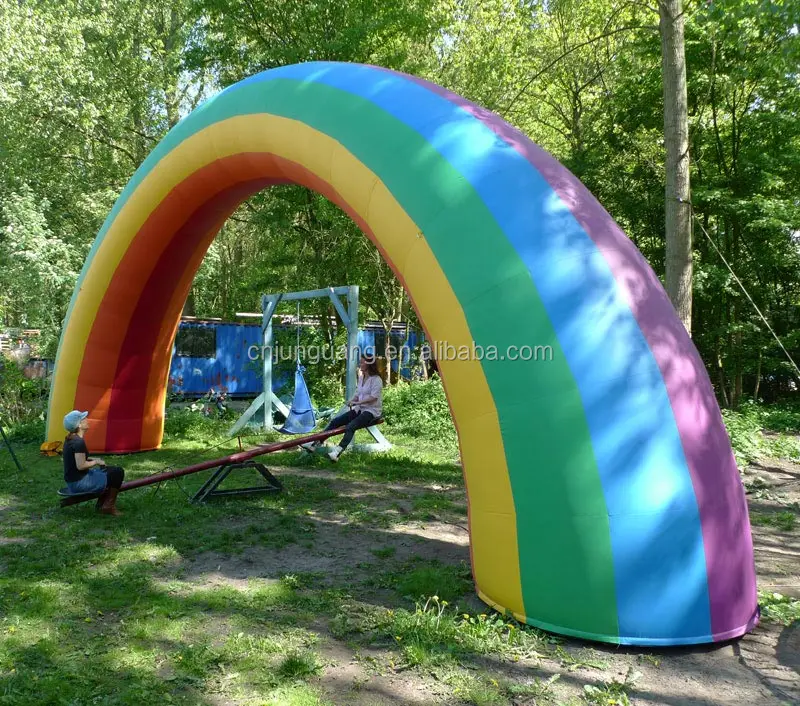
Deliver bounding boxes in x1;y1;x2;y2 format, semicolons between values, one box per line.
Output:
176;462;800;705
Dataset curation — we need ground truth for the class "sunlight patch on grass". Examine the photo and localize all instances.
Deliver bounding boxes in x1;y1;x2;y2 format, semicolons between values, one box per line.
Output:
2;579;79;621
167;629;323;697
331;596;549;667
85;543;182;576
265;682;333;706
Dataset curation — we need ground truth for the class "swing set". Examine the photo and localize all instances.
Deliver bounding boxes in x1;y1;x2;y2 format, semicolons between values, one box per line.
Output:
229;285;390;452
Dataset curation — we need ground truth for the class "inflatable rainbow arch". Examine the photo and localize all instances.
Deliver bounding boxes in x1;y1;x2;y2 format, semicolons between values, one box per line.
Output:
46;61;758;646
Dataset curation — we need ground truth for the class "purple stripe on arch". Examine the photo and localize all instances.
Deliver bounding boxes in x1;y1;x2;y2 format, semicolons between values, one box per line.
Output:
386;67;757;638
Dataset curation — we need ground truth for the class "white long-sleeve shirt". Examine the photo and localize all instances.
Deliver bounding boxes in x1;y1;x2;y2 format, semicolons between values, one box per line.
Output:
355;373;383;417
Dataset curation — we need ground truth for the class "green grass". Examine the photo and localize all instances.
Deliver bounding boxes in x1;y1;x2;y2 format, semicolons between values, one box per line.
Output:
3;398;799;706
370;546;396;559
362;557;474;602
749;509;797;531
330;595;550;666
0;413;482;705
394;561;473;602
758;590;800;626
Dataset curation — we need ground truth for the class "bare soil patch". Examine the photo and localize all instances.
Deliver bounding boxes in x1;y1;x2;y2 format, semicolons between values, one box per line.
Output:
177;463;800;705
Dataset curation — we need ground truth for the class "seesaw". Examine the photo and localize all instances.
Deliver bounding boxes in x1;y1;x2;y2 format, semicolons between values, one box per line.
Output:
58;420;382;506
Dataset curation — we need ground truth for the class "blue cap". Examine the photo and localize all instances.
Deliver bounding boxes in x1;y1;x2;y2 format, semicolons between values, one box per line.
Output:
63;410;88;432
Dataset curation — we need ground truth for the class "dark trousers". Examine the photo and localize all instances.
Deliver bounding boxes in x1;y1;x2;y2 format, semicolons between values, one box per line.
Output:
102;466;124;489
325;409;376;450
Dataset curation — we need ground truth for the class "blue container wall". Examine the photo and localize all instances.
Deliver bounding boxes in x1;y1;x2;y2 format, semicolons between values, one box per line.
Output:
357;328;420;380
170;322;424;397
168;323;265;397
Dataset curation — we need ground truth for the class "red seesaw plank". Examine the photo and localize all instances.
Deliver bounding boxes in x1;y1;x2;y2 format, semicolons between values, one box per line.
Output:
59;420;383;506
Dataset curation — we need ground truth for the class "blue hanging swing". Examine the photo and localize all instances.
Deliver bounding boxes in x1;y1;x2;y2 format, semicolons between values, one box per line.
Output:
277;302;317;434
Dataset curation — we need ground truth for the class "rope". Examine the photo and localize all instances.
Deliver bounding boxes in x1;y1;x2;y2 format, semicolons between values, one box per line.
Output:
689;204;800;380
296;300;301;365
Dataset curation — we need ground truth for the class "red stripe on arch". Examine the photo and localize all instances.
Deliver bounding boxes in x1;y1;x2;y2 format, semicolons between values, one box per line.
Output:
103;177;278;451
78;151;443;454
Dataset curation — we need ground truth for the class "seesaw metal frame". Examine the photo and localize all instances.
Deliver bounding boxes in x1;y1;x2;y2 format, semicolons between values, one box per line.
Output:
190;461;282;503
0;417;23;472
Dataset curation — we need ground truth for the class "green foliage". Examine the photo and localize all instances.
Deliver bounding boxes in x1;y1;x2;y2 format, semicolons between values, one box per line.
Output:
383;377;457;452
721;402;800;470
757;402;800;434
758;590;800;626
763;434;800;462
190;0;440;86
721;404;768;469
0;356;48;429
5;418;46;444
162;406;231;443
0;187;76;355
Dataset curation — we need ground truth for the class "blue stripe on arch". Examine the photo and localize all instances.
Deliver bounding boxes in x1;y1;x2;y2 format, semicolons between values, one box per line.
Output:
236;62;713;640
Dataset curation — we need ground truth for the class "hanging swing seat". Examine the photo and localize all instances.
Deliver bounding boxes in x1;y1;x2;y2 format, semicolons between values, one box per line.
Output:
275;300;318;435
277;363;317;434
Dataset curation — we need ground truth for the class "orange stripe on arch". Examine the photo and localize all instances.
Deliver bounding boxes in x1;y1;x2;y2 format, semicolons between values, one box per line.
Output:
97;149;393;451
75;154;290;451
136;153;406;449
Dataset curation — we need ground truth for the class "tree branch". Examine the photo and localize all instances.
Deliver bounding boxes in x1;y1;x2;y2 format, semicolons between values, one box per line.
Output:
503;24;655;114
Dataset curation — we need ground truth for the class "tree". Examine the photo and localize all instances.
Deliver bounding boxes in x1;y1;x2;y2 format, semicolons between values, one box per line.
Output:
659;0;693;333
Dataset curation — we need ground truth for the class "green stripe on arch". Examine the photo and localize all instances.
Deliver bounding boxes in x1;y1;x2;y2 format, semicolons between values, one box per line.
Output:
251;79;617;636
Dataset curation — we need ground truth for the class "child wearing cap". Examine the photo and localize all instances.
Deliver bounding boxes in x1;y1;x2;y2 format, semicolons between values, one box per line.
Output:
63;410;125;516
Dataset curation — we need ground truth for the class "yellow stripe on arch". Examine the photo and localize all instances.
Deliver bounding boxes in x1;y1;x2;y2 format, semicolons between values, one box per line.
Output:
48;113;524;617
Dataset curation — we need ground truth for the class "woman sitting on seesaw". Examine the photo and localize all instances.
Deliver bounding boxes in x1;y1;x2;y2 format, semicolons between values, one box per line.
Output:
303;354;383;462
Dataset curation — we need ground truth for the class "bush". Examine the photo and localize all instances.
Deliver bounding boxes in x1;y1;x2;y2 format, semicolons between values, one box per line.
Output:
6;418;45;443
756;401;800;434
383;376;457;449
721;401;800;469
721;404;766;469
0;355;48;430
163;407;231;443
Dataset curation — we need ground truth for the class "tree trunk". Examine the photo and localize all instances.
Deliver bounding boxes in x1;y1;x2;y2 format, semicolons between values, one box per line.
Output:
733;329;743;407
716;337;729;408
382;321;392;386
753;347;762;402
183;289;196;317
163;7;183;131
659;0;693;334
